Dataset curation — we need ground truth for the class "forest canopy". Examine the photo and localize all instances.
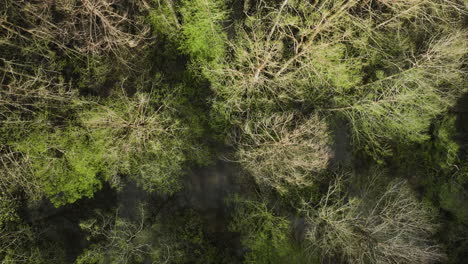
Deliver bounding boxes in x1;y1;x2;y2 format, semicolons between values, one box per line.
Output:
0;0;467;263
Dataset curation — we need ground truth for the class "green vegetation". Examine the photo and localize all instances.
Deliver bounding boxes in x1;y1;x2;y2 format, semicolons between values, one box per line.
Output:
179;0;227;64
80;92;205;194
1;0;467;263
229;196;313;264
15;126;105;206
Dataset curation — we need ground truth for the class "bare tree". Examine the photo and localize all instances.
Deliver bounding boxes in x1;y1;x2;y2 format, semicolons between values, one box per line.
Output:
302;173;445;264
0;146;43;202
2;0;150;60
77;207;153;264
0;0;151;110
0;0;152;125
0;61;75;123
237;113;332;192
